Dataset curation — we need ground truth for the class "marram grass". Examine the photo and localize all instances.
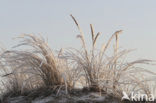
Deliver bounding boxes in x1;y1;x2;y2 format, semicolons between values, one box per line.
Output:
0;15;155;103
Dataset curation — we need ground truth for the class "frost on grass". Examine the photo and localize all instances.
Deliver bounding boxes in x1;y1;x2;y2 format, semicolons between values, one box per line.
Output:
0;15;156;103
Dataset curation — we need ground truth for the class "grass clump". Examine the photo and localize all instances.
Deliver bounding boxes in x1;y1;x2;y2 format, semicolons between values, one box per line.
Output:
63;15;156;98
0;34;74;101
0;15;155;103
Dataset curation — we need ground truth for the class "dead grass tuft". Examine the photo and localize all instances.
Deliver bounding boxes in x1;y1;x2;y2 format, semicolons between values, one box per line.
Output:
0;15;155;102
62;15;156;99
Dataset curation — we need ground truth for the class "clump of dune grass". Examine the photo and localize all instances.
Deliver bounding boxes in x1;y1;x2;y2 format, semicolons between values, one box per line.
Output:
0;15;156;103
0;34;76;100
62;15;156;99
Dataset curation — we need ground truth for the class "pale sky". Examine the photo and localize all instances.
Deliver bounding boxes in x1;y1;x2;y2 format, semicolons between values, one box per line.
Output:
0;0;156;70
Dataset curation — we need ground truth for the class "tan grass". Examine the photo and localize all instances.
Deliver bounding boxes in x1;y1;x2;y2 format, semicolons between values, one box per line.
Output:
0;16;155;102
63;15;156;99
0;34;76;98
